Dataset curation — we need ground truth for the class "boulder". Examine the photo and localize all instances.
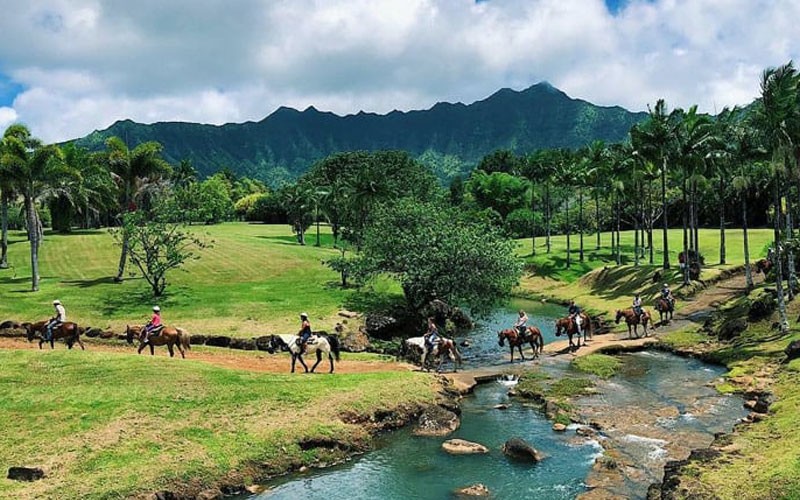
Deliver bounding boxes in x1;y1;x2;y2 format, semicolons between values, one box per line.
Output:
255;336;272;351
502;437;544;462
338;310;359;319
205;335;231;348
99;331;115;339
748;292;776;321
493;403;510;410
83;327;103;338
7;467;44;481
190;334;207;345
364;313;400;339
442;439;489;455
229;338;256;350
0;320;21;329
336;323;370;352
718;318;748;341
454;483;491;497
196;489;223;500
576;426;596;438
785;339;800;362
413;406;460;436
552;423;567;432
450;307;474;330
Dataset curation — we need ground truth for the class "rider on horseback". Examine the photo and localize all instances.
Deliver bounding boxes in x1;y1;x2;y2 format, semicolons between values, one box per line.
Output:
661;283;675;309
632;293;644;321
423;317;440;353
514;310;528;337
142;306;162;344
298;312;313;354
568;300;582;332
46;300;66;342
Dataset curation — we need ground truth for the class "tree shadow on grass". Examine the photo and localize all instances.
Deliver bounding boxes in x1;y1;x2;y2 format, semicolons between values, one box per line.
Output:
342;287;405;315
61;276;124;288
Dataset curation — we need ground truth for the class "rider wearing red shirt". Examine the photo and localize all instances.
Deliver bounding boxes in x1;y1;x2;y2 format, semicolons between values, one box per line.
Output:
143;306;162;343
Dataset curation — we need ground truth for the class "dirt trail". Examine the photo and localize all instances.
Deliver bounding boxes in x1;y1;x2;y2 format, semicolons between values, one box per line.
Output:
0;337;414;374
544;270;758;357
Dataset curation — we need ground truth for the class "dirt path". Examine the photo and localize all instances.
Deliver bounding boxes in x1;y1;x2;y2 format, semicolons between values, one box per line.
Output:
543;270;758;357
0;337;415;374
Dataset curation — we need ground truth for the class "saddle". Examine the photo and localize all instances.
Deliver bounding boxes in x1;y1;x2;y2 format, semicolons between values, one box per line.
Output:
149;325;164;337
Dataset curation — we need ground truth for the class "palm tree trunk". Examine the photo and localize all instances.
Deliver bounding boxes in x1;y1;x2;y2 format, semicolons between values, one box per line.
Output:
719;178;726;265
565;198;571;268
634;187;640;267
742;195;753;290
24;196;40;291
530;183;536;256
615;196;621;266
0;193;8;269
661;157;670;269
785;194;796;299
682;178;690;286
595;186;601;250
773;180;790;333
692;181;699;263
115;234;129;282
579;189;584;262
545;183;551;254
648;182;654;265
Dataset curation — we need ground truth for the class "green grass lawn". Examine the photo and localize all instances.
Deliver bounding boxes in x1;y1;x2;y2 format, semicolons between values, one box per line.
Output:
0;349;437;499
0;223;356;335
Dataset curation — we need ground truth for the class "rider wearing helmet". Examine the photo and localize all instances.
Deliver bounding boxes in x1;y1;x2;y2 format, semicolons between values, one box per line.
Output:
423;317;440;352
46;300;66;342
514;309;529;337
298;313;313;353
143;306;162;344
661;283;675;309
632;293;644;320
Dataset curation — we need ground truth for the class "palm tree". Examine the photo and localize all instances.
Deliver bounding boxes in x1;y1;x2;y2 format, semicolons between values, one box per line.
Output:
631;100;680;270
751;62;799;333
1;124;69;291
103;137;170;282
584;141;608;251
0;136;12;269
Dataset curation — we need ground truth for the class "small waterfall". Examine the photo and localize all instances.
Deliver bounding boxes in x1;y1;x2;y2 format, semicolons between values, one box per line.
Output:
496;373;520;387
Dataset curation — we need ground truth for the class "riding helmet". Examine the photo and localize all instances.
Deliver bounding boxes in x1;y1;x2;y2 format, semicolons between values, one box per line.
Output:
153;306;160;312
300;312;308;319
663;283;668;287
53;300;61;305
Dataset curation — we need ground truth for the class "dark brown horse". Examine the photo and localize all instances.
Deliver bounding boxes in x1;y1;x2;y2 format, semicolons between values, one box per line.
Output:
23;320;85;350
126;325;191;358
555;313;591;352
615;308;652;339
498;327;544;362
655;297;674;324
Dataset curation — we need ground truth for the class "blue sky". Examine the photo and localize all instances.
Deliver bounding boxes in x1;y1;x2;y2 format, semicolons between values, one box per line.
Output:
0;0;798;142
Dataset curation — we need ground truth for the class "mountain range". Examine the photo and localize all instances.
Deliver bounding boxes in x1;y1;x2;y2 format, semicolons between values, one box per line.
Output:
71;82;648;184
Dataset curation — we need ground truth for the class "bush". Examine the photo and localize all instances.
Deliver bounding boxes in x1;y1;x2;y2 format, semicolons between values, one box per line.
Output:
505;208;538;238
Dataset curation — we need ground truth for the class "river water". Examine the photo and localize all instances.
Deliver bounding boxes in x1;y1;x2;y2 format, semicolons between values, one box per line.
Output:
250;300;746;499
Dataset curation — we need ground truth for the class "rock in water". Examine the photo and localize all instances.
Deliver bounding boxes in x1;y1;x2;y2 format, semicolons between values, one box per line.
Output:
454;483;491;497
785;339;800;362
442;439;489;455
502;437;544;462
413;406;460;436
7;467;44;481
552;423;567;432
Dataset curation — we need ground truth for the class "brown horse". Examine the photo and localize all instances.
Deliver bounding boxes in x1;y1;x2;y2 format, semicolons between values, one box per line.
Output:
23;320;85;350
615;309;653;339
554;313;591;352
126;325;191;358
655;297;674;324
498;327;544;362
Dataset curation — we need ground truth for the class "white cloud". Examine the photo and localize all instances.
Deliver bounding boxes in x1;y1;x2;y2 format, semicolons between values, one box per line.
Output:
0;0;798;142
0;107;17;130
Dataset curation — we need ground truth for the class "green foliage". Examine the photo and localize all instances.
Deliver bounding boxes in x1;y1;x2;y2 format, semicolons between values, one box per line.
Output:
505;207;539;238
466;170;529;219
110;209;211;297
573;354;622;378
169;175;235;224
357;199;522;314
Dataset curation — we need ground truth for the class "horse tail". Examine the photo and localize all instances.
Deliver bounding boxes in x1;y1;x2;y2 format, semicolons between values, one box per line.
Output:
452;341;463;366
585;316;593;338
178;328;191;351
328;334;341;361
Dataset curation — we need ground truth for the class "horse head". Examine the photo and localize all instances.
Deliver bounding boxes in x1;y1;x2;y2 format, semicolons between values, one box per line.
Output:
21;322;34;342
615;310;623;324
125;325;134;344
497;330;506;346
554;320;562;337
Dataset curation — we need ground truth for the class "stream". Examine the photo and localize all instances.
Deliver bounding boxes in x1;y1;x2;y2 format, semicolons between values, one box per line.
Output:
250;299;746;499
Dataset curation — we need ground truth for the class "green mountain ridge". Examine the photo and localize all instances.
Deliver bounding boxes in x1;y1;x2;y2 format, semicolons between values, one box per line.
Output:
71;82;647;183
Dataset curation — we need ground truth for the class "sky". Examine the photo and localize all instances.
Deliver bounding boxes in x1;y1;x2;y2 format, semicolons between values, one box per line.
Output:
0;0;798;143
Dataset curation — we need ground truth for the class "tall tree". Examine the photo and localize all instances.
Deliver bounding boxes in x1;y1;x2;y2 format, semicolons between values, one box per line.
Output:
103;137;170;282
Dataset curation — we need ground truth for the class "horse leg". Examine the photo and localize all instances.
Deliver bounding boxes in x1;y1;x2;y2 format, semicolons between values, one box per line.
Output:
508;345;514;363
76;335;85;350
138;343;145;355
177;342;185;359
297;355;309;373
290;354;297;373
149;343;155;356
329;352;335;374
450;350;457;373
518;343;525;361
168;343;175;357
310;350;322;373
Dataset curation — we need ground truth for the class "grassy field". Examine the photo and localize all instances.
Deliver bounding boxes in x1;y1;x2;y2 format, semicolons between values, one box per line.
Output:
516;228;773;314
0;349;437;499
0;224;360;335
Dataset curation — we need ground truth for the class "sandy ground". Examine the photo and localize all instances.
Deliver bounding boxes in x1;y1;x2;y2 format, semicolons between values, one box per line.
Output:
0;337;415;374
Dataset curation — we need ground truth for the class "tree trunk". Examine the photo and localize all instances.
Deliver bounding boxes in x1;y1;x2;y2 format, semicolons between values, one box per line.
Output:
785;193;796;300
579;189;584;262
615;196;621;266
682;178;690;286
0;193;8;269
315;206;321;247
25;196;40;291
692;180;699;264
661;157;670;269
545;183;551;254
565;198;571;268
595;186;601;250
773;180;790;333
634;186;640;267
530;183;536;256
719;178;726;265
647;180;654;265
742;195;753;290
115;234;129;282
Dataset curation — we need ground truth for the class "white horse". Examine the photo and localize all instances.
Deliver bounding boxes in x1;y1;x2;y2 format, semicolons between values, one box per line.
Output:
404;336;462;372
266;334;340;373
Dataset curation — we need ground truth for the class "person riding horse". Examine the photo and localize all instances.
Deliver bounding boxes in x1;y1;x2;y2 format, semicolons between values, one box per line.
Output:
142;305;162;344
423;317;440;353
46;300;66;342
514;310;529;338
568;300;583;333
660;284;675;310
298;312;313;354
632;293;645;323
